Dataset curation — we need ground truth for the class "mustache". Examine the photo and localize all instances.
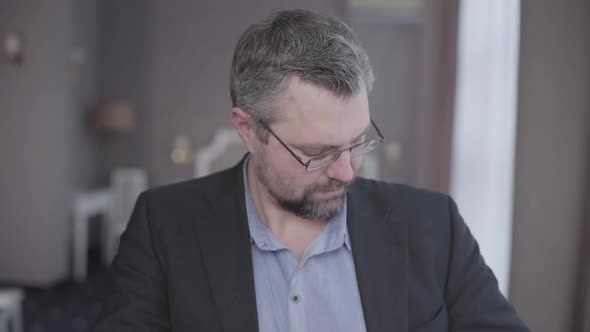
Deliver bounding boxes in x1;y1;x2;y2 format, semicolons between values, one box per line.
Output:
309;179;352;193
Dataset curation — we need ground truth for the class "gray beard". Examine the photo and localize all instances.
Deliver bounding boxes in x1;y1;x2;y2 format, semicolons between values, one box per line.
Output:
266;176;351;221
274;191;347;221
251;151;353;221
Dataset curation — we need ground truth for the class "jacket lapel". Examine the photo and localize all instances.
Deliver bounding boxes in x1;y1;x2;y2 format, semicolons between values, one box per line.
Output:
194;161;259;332
347;182;408;332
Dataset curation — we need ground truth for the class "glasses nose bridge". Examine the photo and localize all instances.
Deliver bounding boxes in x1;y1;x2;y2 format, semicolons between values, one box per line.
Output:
329;147;352;168
307;146;355;171
321;148;354;181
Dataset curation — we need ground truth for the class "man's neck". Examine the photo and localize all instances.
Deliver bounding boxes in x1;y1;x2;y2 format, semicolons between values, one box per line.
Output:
247;161;327;259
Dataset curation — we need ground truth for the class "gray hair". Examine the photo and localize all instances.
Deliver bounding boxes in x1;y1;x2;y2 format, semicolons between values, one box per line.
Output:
230;9;374;129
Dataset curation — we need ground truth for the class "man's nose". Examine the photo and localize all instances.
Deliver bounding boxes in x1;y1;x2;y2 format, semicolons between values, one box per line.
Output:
324;150;354;183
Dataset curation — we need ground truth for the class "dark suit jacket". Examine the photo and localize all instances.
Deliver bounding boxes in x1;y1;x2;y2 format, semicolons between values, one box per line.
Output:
92;160;529;332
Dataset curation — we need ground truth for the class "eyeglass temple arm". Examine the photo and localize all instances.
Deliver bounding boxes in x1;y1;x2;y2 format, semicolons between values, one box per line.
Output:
371;119;385;140
261;122;310;167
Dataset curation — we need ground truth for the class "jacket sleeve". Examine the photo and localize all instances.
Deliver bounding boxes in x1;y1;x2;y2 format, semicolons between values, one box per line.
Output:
444;197;530;332
92;192;170;331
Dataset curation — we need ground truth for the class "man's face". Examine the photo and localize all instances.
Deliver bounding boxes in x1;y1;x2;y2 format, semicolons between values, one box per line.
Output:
251;77;371;221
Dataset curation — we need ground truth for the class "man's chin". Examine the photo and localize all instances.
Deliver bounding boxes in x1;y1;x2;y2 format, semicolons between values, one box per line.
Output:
308;194;346;217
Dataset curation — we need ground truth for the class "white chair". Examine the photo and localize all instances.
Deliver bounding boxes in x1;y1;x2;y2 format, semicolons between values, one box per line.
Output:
0;288;24;332
194;128;245;178
72;189;112;282
71;167;148;282
101;168;148;266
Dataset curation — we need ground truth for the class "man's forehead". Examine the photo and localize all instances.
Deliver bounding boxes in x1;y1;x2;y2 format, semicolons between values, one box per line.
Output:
292;121;372;150
276;112;372;150
271;78;371;144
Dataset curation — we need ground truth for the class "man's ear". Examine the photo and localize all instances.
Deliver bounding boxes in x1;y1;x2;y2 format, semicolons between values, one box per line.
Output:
231;107;258;153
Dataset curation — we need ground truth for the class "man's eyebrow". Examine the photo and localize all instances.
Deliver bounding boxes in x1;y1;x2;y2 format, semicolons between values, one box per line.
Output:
293;122;371;150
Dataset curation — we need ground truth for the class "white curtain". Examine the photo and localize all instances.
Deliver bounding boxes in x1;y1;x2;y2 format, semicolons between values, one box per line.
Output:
450;0;521;296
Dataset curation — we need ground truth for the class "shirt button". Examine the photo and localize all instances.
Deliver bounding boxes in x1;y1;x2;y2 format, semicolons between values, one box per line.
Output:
291;295;301;303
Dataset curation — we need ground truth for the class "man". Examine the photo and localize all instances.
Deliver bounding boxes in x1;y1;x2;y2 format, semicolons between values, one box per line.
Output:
93;9;529;332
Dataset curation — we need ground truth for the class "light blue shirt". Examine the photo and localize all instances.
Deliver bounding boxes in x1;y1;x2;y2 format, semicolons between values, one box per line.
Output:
243;158;367;332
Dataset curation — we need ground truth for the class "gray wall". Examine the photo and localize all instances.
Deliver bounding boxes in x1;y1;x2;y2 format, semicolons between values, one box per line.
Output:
509;1;590;331
95;0;149;183
0;0;97;285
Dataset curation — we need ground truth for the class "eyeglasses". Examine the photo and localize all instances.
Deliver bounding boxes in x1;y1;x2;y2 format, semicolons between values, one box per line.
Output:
257;119;384;171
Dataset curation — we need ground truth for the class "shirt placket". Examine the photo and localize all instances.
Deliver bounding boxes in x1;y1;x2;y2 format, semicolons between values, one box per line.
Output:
288;267;307;332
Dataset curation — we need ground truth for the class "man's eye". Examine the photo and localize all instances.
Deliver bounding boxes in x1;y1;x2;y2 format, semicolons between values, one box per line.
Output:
314;151;339;160
303;148;329;156
304;151;324;157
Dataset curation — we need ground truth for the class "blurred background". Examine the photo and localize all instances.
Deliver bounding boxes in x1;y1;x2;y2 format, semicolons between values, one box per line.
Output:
0;0;588;331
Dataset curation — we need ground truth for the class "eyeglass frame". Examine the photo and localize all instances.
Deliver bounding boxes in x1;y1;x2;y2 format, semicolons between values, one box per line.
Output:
256;118;385;171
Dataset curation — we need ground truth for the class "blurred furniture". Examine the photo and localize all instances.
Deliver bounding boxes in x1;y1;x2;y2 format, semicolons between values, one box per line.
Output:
72;189;112;282
94;101;137;135
0;288;24;332
101;168;148;266
194;128;244;177
72;168;147;282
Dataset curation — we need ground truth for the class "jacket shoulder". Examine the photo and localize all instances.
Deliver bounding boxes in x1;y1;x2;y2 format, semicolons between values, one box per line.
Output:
142;167;238;206
353;178;452;212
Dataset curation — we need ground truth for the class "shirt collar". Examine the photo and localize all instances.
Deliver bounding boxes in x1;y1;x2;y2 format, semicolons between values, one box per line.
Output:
242;155;351;253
